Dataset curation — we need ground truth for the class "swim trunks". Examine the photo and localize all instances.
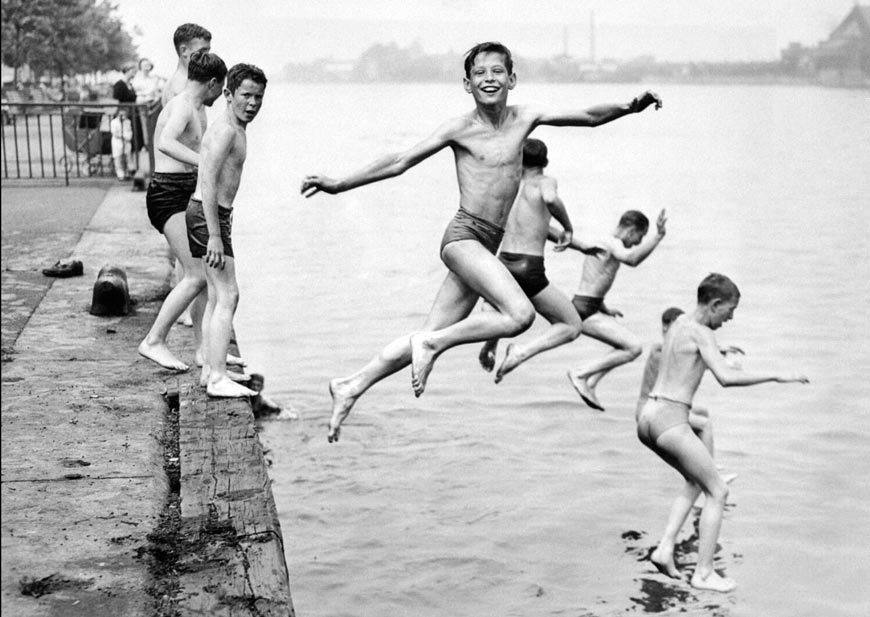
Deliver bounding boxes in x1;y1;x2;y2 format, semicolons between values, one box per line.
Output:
636;394;691;447
572;295;604;319
499;252;549;298
146;171;198;234
185;198;234;259
440;207;505;256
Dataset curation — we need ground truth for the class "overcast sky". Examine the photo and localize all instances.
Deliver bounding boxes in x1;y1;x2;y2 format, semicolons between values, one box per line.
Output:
112;0;859;77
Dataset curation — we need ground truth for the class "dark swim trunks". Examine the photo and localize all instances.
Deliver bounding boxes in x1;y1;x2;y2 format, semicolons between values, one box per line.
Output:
185;198;234;259
440;207;505;256
146;171;198;233
572;294;604;319
499;252;549;298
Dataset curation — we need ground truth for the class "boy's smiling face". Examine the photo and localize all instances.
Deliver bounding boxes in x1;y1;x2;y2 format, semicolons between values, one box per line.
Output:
464;52;516;105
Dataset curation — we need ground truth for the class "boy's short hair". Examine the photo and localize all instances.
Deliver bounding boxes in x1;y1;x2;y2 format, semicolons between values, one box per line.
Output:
187;50;227;84
464;42;513;78
226;63;268;93
523;138;548;168
661;306;684;325
173;23;212;54
617;210;650;233
697;273;741;305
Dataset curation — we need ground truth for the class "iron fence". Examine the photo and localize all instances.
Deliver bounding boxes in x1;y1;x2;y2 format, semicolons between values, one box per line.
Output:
1;100;159;185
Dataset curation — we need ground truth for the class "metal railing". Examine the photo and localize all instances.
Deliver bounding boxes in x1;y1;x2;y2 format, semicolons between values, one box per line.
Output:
1;100;159;185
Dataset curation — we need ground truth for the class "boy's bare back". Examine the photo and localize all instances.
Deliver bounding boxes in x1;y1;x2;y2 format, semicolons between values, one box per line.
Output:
499;173;558;255
153;94;207;173
652;316;717;406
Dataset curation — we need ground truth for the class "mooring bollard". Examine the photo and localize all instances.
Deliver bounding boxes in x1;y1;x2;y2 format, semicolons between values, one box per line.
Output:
89;265;130;316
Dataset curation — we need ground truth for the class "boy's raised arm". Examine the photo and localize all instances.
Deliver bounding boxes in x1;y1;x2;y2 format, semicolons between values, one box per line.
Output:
534;90;662;128
301;118;458;198
612;209;667;266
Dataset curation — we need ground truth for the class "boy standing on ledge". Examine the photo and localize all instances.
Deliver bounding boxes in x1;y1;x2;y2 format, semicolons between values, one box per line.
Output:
301;41;662;442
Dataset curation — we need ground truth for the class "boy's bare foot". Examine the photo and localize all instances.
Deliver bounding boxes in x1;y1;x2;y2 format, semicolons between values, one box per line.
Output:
690;570;737;593
650;546;682;579
495;343;525;384
138;340;189;372
479;340;498;372
227;370;251;383
328;378;357;443
410;332;437;397
567;371;605;411
176;309;194;327
206;376;256;398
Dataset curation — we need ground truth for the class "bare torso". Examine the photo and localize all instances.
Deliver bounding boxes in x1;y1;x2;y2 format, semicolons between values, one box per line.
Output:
449;106;536;227
153;93;207;173
650;316;709;405
499;171;553;255
192;112;247;208
576;245;621;297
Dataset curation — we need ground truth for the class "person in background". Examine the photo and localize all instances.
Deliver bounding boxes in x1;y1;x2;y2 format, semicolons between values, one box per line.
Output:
131;57;162;104
110;107;134;181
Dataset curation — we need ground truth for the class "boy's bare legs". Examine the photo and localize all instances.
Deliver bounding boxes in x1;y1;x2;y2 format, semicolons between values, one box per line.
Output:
328;269;481;442
653;424;735;592
138;214;207;371
410;240;535;396
494;285;582;383
567;314;642;410
174;260;194;326
202;257;256;398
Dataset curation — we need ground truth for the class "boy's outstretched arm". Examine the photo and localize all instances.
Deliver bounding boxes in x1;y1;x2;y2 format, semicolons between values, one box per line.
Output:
612;209;667;266
548;224;606;255
301;118;457;198
697;328;809;386
534;90;662;128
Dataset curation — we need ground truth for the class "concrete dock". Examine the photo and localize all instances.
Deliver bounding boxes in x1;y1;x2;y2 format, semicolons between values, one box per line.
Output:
1;180;295;616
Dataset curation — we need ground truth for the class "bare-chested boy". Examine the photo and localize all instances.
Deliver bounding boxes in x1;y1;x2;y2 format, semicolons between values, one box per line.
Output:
187;63;267;398
301;42;662;442
636;273;808;592
563;208;667;411
161;23;213;106
137;50;227;371
478;137;603;383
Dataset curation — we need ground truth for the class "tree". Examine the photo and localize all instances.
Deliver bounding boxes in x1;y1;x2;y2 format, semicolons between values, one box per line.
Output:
1;0;135;83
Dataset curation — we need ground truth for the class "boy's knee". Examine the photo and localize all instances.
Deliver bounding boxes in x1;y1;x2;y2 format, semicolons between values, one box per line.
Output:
708;482;729;504
512;302;536;333
626;342;643;361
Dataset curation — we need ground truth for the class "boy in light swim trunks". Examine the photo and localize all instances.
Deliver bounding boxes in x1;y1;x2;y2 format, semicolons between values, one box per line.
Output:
562;208;667;411
137;50;227;372
301;41;662;442
636;273;808;593
478;137;604;383
187;63;267;398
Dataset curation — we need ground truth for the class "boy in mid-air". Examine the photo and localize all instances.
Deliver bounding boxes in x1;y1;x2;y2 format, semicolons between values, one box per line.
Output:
301;41;662;443
636;273;808;592
478;137;603;383
563;209;667;410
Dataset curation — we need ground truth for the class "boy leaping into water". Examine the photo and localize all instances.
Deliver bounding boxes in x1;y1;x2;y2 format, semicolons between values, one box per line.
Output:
636;273;808;592
301;41;662;442
478;137;604;383
563;208;667;411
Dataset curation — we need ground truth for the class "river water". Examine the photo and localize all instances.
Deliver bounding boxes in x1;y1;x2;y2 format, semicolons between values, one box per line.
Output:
228;81;870;617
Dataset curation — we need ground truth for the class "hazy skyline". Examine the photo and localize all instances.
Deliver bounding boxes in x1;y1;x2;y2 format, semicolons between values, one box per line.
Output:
113;0;859;77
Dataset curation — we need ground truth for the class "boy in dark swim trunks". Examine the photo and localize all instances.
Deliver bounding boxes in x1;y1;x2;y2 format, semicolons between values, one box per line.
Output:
636;274;808;593
301;43;661;441
478;138;604;383
137;51;227;372
561;208;668;410
301;41;663;442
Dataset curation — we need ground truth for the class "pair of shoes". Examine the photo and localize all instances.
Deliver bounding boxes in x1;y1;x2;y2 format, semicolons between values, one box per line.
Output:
42;260;83;278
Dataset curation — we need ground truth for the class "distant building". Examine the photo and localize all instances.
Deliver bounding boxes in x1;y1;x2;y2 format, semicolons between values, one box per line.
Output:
812;4;870;86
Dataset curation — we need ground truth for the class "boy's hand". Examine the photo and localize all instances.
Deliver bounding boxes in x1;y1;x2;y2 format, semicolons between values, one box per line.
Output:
630;91;663;113
721;345;745;356
301;175;340;198
602;304;623;318
552;230;573;252
779;374;810;384
205;236;225;270
655;209;667;237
